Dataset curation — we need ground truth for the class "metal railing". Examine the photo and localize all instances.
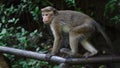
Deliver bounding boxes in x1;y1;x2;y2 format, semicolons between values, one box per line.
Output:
0;46;120;68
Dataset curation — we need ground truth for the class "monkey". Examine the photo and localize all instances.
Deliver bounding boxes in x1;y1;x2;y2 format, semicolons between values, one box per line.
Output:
41;6;112;57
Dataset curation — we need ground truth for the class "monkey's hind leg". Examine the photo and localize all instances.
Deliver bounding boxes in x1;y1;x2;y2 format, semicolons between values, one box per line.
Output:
81;40;98;57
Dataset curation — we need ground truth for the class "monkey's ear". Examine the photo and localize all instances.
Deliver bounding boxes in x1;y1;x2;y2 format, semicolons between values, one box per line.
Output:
53;9;58;15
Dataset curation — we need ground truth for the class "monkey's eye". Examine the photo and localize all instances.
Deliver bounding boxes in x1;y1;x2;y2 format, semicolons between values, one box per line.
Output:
44;14;49;16
42;14;48;16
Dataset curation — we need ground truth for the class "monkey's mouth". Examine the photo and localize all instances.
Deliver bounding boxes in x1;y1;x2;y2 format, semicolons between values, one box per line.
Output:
44;21;50;24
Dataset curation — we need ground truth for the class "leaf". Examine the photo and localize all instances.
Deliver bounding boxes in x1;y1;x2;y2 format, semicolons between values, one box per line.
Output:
1;16;6;23
8;18;15;23
1;28;7;34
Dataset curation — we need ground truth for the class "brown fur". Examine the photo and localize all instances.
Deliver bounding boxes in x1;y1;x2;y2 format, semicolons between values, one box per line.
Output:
41;6;112;57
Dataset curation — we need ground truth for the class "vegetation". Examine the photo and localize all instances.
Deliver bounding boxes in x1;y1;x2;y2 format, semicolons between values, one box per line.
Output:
104;0;120;24
0;0;52;68
0;0;120;68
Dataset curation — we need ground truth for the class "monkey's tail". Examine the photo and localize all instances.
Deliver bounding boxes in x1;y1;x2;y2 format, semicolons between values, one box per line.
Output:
94;22;114;54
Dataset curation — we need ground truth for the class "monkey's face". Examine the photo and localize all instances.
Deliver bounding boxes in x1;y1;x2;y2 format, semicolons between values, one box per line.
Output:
42;11;54;24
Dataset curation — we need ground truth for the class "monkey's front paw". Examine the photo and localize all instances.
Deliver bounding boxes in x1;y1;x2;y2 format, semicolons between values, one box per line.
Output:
60;48;71;55
45;53;54;61
60;48;82;58
65;53;82;58
69;53;82;58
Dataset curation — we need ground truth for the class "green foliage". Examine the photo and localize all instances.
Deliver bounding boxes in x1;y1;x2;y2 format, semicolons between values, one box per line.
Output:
65;0;76;7
0;0;55;67
104;0;116;14
104;0;120;24
65;0;82;11
12;59;49;68
111;15;120;24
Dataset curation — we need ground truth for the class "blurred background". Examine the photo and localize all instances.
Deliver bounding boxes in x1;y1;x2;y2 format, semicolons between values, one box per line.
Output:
0;0;120;68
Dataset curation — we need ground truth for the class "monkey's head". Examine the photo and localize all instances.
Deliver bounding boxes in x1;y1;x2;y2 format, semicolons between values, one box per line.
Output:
41;6;58;24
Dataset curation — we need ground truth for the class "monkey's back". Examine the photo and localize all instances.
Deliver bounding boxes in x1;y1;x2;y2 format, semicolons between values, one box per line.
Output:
57;10;95;27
